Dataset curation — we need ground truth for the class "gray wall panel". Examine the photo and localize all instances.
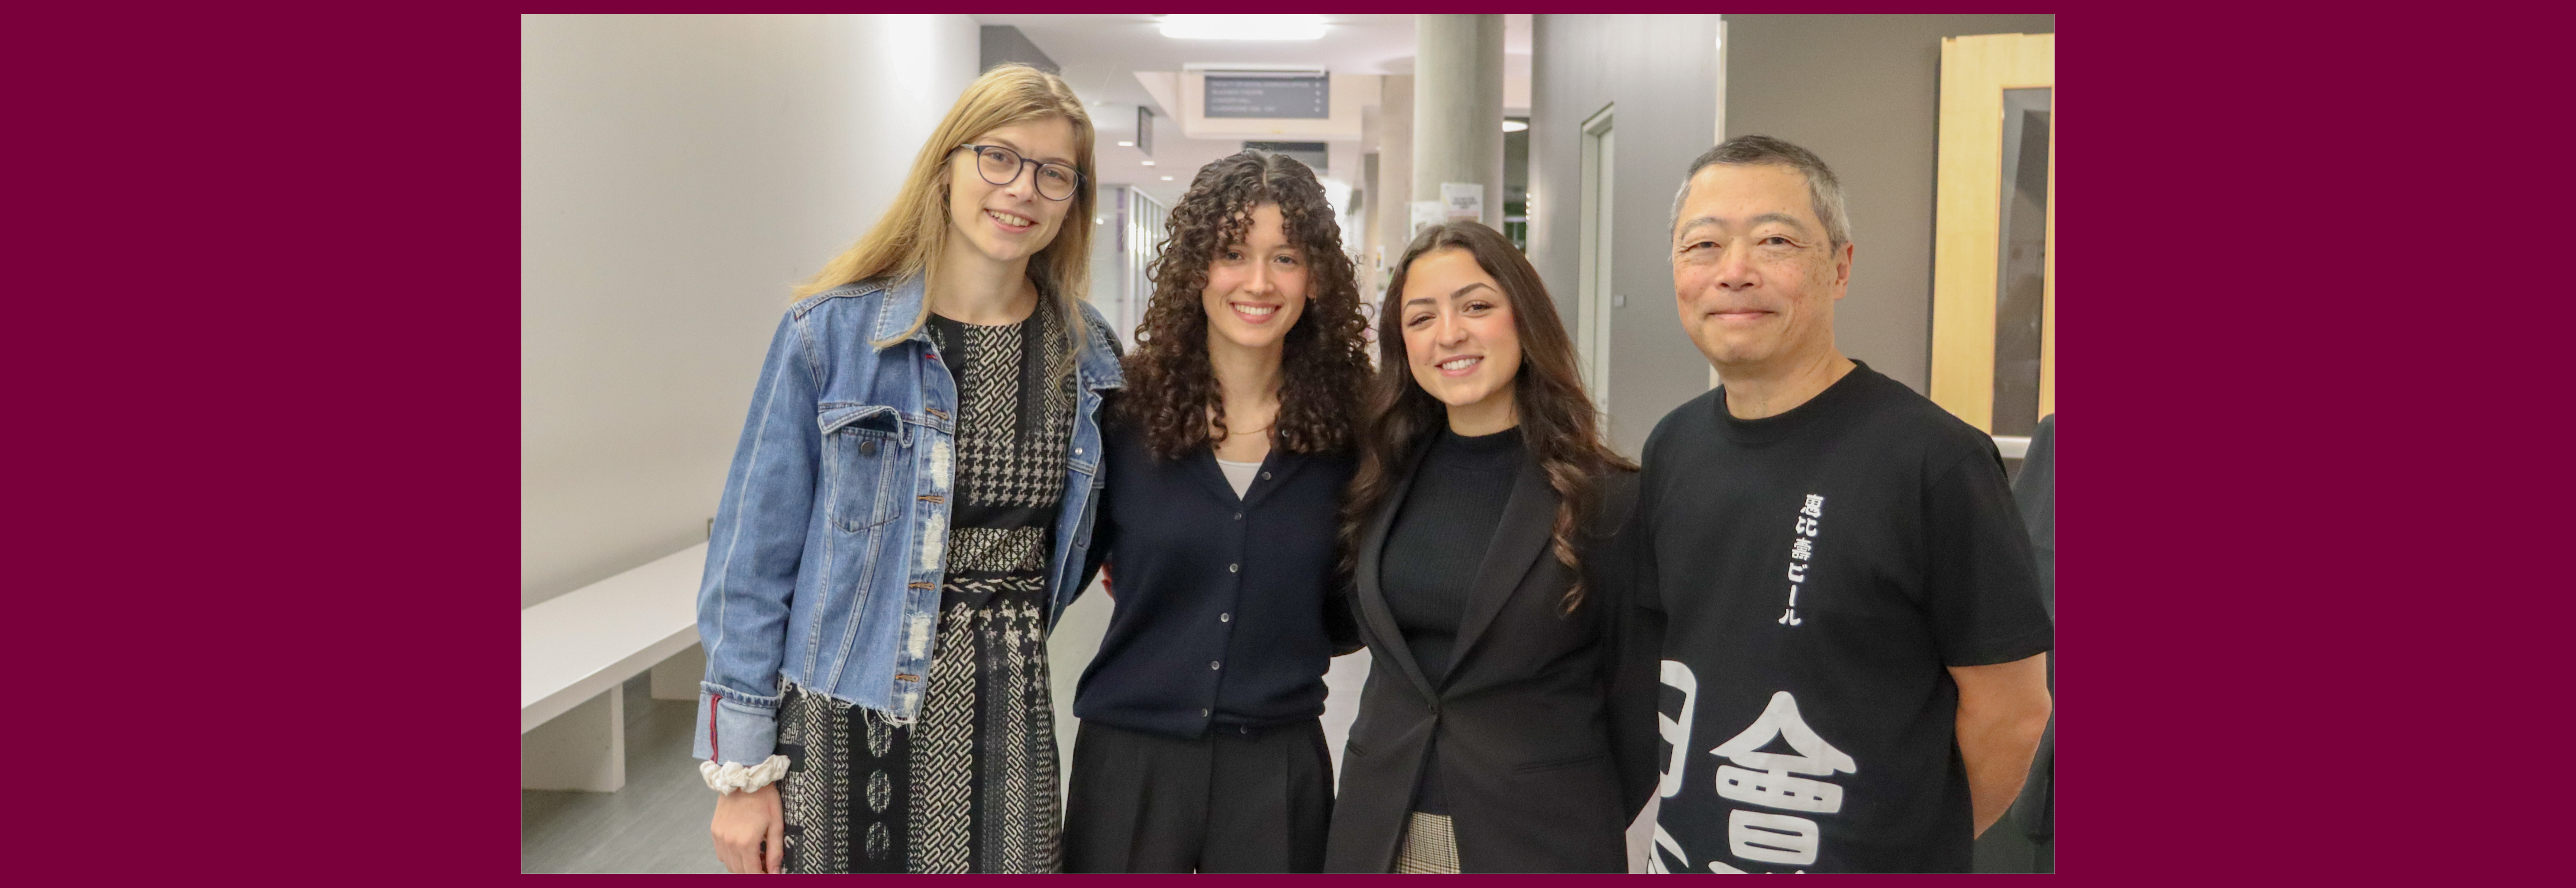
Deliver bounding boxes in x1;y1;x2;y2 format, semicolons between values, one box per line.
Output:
1529;14;1722;458
522;15;981;607
979;24;1058;74
1721;14;2055;395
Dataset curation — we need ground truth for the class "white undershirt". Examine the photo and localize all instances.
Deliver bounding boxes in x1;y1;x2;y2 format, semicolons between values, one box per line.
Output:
1216;457;1261;500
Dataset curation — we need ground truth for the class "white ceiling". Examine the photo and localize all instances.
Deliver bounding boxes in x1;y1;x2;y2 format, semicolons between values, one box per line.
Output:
976;14;1531;205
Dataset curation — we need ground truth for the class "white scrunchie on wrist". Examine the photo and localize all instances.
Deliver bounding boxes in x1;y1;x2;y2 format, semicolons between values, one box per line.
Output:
701;755;791;795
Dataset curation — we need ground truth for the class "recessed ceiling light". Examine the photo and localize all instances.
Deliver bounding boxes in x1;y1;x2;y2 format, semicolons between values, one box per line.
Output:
1117;141;1135;147
1502;120;1529;133
1159;15;1326;41
1161;175;1175;181
1141;160;1156;166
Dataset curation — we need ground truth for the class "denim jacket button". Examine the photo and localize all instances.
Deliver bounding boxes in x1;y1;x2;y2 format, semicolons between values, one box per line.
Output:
860;439;878;457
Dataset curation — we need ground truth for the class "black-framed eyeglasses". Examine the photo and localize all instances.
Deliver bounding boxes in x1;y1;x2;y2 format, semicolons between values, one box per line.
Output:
954;144;1084;201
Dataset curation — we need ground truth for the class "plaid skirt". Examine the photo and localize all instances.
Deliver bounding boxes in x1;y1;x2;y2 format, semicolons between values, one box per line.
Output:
772;579;1061;873
1395;812;1462;873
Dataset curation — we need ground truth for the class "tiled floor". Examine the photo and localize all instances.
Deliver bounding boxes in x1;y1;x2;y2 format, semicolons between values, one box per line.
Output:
520;682;729;873
518;580;1691;873
522;580;1378;872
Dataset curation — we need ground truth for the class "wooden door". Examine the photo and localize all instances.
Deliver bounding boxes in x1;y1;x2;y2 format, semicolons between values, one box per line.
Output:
1931;32;2055;434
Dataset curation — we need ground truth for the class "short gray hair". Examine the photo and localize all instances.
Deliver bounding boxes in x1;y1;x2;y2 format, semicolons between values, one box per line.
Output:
1670;135;1852;249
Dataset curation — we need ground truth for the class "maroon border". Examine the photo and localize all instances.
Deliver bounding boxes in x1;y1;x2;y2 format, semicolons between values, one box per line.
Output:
16;4;522;875
2051;7;2498;882
35;6;2472;879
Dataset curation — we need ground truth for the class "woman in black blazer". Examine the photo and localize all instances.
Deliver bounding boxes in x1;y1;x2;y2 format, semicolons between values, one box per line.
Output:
1326;221;1658;873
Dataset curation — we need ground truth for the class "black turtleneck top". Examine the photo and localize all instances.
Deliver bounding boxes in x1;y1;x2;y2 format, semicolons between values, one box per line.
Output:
1379;423;1524;815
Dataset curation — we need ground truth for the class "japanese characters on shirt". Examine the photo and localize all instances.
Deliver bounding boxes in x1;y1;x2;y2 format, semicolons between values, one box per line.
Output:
1779;495;1824;626
1649;493;1854;873
1651;673;1856;873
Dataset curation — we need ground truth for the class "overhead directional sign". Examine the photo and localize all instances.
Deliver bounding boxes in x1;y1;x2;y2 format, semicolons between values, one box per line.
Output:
1205;74;1329;119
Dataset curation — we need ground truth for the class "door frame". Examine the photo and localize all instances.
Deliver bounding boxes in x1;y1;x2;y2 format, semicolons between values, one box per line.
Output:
1578;103;1617;428
1930;32;2056;432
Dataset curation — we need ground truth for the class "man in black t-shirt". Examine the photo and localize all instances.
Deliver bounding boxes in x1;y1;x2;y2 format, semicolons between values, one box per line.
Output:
1635;136;2053;873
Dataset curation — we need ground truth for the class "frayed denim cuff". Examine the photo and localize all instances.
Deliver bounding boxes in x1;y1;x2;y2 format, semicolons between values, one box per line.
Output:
692;684;780;766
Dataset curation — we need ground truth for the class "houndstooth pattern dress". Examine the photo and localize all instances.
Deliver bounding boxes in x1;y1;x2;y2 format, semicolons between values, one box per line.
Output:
774;305;1074;873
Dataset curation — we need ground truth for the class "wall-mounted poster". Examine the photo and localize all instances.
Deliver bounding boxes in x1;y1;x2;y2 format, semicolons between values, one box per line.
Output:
1441;182;1483;221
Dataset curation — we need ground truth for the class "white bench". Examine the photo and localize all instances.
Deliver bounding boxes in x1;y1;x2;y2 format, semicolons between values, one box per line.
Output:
521;541;708;792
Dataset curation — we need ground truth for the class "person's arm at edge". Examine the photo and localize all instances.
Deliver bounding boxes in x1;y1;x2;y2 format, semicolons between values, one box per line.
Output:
1921;437;2053;841
1074;392;1120;600
700;309;825;874
1949;651;2051;838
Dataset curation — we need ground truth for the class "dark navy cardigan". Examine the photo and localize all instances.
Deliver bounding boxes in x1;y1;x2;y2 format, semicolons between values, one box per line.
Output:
1072;408;1360;738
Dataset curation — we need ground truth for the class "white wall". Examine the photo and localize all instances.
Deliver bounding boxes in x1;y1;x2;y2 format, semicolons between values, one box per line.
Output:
522;14;981;606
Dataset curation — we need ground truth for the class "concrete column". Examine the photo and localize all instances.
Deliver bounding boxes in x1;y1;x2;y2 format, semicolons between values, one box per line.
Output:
1412;15;1506;230
1373;74;1415;296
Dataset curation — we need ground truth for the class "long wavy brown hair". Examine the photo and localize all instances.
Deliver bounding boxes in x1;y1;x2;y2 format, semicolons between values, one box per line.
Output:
1121;150;1372;459
1341;221;1636;612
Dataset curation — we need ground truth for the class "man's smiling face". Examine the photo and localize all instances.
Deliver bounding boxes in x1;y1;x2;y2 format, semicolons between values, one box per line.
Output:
1669;163;1852;374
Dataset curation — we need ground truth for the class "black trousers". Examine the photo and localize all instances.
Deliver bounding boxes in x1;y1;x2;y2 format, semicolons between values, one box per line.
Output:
1063;718;1333;873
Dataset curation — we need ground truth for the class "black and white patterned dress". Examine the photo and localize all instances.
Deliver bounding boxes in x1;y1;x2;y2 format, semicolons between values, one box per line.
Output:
775;304;1076;873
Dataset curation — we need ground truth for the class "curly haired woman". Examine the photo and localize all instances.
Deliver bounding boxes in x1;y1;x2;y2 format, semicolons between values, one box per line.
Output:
1061;150;1374;872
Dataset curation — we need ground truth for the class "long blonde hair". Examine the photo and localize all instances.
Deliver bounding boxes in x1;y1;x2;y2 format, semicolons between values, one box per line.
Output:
796;63;1098;352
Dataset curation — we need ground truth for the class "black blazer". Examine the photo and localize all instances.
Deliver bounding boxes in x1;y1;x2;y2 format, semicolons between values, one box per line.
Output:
1324;440;1656;873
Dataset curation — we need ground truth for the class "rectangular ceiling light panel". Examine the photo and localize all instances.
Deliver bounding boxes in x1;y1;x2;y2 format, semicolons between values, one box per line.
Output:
1159;15;1326;41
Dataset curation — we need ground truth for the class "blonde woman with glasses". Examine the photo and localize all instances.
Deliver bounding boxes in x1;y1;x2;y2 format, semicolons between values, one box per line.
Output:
694;63;1124;874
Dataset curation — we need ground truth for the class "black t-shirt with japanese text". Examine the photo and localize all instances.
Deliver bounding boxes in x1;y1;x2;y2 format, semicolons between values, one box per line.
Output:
1634;361;2052;873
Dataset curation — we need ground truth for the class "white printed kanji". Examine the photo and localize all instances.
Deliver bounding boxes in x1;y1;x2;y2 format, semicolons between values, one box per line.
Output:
1658;660;1699;799
1648;823;1690;873
1708;691;1855;867
1729;810;1823;866
1780;494;1826;626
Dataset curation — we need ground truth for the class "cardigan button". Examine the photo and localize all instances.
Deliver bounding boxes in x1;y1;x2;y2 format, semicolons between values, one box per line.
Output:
1260;471;1272;480
1202;708;1211;717
1210;661;1222;670
1220;612;1231;623
1233;512;1243;521
1228;563;1238;573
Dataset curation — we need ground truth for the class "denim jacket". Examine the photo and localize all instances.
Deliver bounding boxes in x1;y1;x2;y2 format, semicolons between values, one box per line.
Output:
692;275;1123;767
